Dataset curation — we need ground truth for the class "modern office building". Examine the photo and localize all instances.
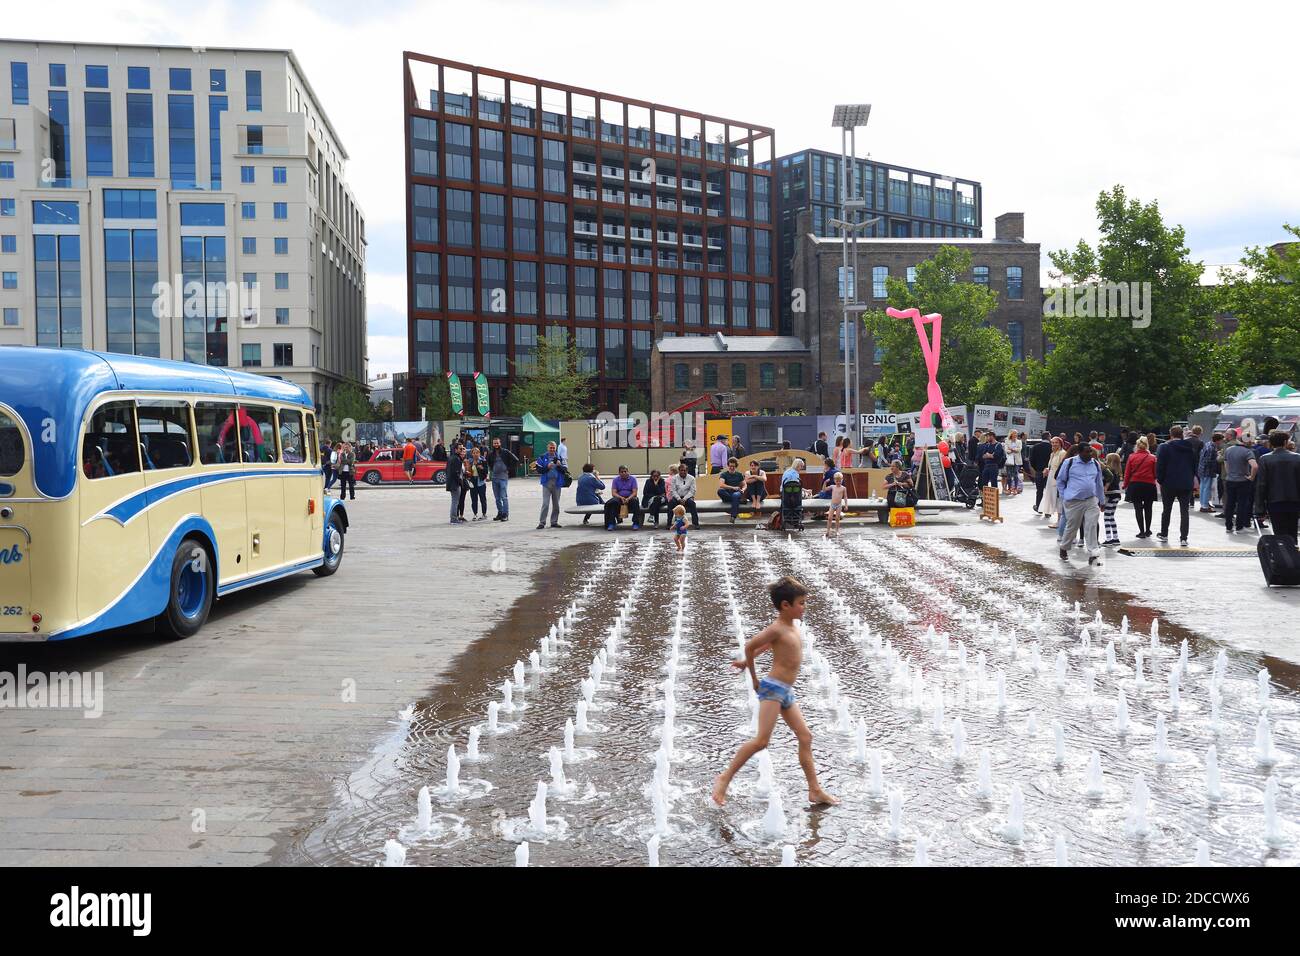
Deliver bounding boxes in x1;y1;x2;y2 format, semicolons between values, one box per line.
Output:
0;40;367;421
771;149;981;334
790;210;1040;419
403;52;776;417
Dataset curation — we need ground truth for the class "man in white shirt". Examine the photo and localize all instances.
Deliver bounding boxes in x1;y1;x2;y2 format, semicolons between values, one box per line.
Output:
556;438;569;467
668;462;700;528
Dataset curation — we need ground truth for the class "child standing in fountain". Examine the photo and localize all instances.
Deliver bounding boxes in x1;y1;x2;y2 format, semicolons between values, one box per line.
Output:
672;504;689;554
712;577;839;808
825;471;847;539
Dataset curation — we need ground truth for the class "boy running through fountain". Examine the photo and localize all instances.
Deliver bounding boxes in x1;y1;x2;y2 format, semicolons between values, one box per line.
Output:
712;577;838;807
672;504;689;553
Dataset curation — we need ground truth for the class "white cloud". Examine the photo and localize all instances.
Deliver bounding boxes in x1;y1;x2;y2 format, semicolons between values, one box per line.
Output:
11;0;1298;373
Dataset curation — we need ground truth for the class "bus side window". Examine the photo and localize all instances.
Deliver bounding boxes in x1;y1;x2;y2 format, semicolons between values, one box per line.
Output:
136;401;195;470
194;402;242;465
0;410;26;477
305;414;319;466
82;401;142;479
240;404;279;464
279;409;305;463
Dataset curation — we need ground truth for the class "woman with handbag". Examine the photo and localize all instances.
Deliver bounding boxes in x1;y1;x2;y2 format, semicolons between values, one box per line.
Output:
1123;437;1158;538
884;461;915;509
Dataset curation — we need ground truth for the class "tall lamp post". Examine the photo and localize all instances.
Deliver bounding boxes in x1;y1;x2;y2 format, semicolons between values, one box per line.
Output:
831;104;873;451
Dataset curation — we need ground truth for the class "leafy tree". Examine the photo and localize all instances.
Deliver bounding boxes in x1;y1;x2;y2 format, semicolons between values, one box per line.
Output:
328;382;375;440
862;244;1022;412
1220;225;1300;387
1026;186;1237;425
422;377;457;424
623;384;651;416
505;332;594;420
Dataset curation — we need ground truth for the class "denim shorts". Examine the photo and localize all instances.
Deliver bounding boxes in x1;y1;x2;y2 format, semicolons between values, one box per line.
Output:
756;676;796;710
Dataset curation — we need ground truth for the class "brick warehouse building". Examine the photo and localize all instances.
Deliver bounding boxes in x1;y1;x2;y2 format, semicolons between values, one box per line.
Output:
791;210;1041;418
402;53;777;417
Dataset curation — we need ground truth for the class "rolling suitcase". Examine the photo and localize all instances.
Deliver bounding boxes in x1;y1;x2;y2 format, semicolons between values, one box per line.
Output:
1257;534;1300;587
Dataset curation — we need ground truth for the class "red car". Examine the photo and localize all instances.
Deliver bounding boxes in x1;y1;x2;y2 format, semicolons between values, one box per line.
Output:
356;448;447;485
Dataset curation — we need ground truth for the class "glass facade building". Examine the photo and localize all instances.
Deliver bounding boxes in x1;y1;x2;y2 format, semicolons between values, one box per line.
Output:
771;148;981;334
404;53;776;416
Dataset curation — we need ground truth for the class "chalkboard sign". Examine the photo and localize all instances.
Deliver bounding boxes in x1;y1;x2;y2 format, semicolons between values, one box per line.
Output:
979;486;1004;523
924;448;950;501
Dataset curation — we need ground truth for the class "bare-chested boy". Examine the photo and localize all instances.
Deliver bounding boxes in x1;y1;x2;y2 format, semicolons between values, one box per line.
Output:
712;576;838;807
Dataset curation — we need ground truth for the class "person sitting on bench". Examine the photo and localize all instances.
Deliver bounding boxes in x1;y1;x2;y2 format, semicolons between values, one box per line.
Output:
668;462;700;529
575;463;605;525
642;468;668;527
741;461;768;508
603;465;643;530
718;457;746;523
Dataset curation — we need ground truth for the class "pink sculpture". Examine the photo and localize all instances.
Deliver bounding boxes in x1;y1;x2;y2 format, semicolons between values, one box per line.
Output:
886;307;955;433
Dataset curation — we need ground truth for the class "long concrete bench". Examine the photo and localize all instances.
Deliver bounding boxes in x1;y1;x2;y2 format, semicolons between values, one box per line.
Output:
564;496;966;524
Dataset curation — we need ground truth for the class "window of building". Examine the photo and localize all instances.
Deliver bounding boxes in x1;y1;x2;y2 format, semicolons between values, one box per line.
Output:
1;236;14;254
754;283;772;329
514;324;538;374
445;122;472;180
759;363;775;389
84;91;113;177
275;308;289;325
479;127;504;184
127;92;154;177
511;133;536;190
673;363;689;390
245;70;262;112
683;276;702;325
10;63;29;105
49;64;67;87
209;69;226;92
242;237;256;255
449;320;475;375
274;343;293;367
447;255;474;312
512;197;537;252
273;202;287;220
603;268;624;321
1007;320;1024;361
2;308;17;326
731;363;747;388
1006;266;1024;300
973;265;989;287
446;188;473;246
483;322;508;376
906;266;916;292
575;266;596;319
241;165;255;184
543;200;566;256
542;138;566;193
632;329;651;379
702;363;718;389
0;200;13;217
480;257;506;312
657;274;677;322
274;272;288;290
545;263;567;318
169;67;190;91
242;343;262;367
872;266;888;298
708;278;726;326
604;328;626;377
179;202;223;227
416;320;443;375
414;250;440;310
837;266;856;300
412;184;439;243
787;363;803;388
1;272;16;289
241;202;256;220
514;260;538;315
273;166;287;184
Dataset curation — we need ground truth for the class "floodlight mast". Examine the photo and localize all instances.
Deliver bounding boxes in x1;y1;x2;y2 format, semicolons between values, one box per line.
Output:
832;104;872;450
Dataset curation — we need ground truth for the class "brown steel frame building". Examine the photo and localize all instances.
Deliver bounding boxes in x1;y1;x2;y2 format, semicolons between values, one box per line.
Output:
402;52;776;417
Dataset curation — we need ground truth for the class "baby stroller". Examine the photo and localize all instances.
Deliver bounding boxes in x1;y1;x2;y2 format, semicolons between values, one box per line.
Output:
777;479;804;531
951;463;981;509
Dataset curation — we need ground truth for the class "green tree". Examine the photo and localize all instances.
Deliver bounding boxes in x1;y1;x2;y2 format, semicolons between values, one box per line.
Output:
1026;185;1236;425
422;377;457;424
862;244;1022;412
505;332;594;420
623;384;651;416
1220;225;1300;386
328;382;375;440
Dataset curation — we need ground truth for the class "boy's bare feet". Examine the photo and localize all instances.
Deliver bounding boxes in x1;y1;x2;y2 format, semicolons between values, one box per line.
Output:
711;776;729;807
808;788;839;806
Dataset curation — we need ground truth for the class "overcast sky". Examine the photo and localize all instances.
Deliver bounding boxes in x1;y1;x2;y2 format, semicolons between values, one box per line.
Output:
7;0;1298;376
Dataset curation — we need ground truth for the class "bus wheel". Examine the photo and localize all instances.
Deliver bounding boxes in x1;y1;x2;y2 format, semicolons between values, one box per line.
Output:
161;538;214;639
314;512;346;577
362;470;382;485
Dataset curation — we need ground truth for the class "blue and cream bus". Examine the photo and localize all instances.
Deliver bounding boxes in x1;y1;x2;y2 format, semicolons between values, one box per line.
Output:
0;347;349;641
